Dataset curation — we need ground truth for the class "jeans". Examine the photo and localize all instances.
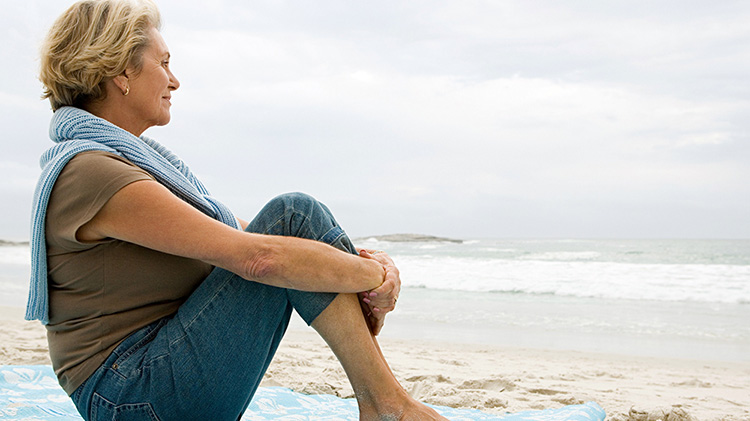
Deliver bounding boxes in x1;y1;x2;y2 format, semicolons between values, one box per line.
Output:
70;192;354;420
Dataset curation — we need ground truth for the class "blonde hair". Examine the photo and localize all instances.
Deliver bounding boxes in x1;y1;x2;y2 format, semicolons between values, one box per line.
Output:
40;0;161;111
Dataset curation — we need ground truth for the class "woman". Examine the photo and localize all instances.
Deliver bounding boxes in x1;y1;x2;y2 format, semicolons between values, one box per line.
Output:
28;0;446;419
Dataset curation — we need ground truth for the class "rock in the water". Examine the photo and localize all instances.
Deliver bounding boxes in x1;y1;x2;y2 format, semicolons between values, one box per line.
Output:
0;239;29;246
356;233;463;243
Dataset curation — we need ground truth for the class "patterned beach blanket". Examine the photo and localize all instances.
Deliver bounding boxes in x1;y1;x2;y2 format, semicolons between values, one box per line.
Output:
0;366;605;420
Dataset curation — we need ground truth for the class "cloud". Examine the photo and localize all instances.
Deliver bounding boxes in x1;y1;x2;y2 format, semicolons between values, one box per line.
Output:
1;0;748;239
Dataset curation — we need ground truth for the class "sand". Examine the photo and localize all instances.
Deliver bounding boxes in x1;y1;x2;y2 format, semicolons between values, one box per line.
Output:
1;306;748;420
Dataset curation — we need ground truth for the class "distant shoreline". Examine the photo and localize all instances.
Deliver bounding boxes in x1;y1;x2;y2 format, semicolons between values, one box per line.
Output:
0;240;29;246
354;233;463;243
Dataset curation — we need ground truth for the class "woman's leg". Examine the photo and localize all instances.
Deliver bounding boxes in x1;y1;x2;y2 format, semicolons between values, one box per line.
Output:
249;193;445;419
312;293;446;420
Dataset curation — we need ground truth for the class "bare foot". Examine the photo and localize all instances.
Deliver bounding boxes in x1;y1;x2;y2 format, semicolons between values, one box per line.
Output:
397;398;448;421
358;392;448;421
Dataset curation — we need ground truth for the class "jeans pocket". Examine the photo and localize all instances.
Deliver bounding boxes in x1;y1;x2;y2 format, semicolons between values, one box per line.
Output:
110;318;169;379
90;392;161;421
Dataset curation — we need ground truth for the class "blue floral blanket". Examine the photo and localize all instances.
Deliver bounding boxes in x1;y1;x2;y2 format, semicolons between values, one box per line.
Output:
0;366;605;420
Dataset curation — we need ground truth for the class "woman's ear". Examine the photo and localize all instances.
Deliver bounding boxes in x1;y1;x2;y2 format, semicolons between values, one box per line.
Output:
112;72;130;96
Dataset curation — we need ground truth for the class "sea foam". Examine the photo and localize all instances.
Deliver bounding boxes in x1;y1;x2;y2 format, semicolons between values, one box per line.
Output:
395;255;750;304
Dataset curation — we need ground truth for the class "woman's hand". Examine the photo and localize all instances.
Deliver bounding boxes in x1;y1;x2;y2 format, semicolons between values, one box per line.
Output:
358;249;401;336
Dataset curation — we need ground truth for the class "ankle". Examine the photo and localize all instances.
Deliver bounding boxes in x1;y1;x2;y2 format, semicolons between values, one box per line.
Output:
357;387;413;420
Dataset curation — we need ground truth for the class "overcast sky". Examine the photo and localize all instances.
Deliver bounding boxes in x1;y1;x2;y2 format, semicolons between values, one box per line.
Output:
1;0;749;241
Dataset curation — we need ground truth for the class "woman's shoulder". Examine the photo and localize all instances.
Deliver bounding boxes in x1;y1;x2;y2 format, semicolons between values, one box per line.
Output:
54;150;155;206
46;150;156;251
60;150;155;184
67;150;144;171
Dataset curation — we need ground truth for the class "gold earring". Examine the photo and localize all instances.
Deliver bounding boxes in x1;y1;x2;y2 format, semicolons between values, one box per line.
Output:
124;86;130;96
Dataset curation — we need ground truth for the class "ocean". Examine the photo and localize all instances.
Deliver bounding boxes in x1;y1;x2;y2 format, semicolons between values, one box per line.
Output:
2;238;749;362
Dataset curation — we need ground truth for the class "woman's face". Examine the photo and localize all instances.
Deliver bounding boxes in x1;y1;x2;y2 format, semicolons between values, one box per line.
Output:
124;27;180;134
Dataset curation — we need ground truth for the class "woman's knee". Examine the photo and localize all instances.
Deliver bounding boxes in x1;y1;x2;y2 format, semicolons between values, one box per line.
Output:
251;192;356;252
271;192;319;215
250;192;333;237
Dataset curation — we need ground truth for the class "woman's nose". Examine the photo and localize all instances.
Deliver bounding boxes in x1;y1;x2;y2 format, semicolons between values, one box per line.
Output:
169;72;180;91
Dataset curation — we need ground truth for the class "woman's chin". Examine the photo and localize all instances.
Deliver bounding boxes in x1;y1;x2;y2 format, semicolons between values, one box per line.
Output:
156;113;171;127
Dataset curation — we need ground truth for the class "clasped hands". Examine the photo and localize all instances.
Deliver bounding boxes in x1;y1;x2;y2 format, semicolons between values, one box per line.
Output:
357;248;401;336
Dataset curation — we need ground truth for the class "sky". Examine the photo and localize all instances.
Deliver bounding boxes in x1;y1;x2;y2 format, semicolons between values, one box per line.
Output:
1;0;749;241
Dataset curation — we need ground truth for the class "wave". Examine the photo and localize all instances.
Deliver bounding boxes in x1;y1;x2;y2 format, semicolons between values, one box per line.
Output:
518;251;601;261
0;245;30;265
394;255;750;305
3;240;748;305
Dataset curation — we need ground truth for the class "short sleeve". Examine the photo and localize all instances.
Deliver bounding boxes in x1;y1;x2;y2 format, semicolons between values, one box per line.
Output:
46;151;155;253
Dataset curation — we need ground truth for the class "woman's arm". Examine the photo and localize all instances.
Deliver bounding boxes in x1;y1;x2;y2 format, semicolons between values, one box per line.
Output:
77;179;385;292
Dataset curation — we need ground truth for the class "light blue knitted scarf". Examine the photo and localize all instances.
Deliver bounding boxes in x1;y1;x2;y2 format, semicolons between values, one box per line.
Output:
26;106;240;324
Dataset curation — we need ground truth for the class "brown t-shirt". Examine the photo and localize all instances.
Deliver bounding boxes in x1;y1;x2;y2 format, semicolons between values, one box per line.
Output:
45;151;213;394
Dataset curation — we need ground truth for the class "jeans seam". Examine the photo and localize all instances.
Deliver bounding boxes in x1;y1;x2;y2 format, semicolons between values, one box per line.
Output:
320;226;346;246
170;270;234;346
110;319;168;380
92;392;161;421
291;208;336;241
115;320;165;361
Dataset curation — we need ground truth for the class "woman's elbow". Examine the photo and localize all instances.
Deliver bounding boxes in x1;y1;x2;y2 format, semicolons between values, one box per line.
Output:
242;247;280;284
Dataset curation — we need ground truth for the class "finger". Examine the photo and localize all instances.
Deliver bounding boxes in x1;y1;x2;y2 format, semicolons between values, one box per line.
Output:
380;268;401;303
372;304;396;314
372;256;395;268
374;253;394;265
371;297;399;314
369;287;396;308
361;291;385;309
368;296;394;311
358;297;376;334
369;276;395;296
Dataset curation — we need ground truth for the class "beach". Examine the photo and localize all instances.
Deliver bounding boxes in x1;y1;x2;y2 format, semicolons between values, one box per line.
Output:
2;238;750;419
2;306;749;420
